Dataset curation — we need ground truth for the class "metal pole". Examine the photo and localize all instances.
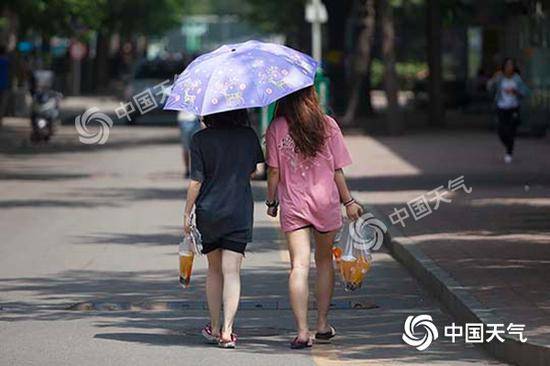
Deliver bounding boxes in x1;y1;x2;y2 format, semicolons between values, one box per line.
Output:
311;0;322;62
72;59;81;95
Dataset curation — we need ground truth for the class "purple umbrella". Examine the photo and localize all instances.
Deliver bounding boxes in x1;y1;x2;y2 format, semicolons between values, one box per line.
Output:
163;40;318;116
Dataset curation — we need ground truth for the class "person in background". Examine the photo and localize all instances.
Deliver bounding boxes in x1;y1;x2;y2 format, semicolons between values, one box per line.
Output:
183;109;264;349
265;86;363;349
487;58;530;164
0;46;10;127
177;110;202;178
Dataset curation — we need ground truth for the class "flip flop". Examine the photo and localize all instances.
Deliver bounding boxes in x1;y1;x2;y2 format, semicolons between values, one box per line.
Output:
218;333;238;349
315;326;336;344
290;336;313;349
201;325;220;344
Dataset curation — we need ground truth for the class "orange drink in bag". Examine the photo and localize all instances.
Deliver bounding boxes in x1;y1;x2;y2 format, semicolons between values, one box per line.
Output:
177;211;202;289
333;214;383;291
332;247;343;261
178;250;194;288
338;254;372;291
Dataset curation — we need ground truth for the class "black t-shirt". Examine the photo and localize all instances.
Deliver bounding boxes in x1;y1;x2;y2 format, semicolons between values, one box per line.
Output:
190;125;264;243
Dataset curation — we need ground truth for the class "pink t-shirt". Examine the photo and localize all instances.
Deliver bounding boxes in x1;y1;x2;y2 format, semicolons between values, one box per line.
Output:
266;115;352;232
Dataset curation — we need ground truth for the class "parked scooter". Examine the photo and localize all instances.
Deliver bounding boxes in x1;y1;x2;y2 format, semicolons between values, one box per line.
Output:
29;70;62;144
30;90;62;143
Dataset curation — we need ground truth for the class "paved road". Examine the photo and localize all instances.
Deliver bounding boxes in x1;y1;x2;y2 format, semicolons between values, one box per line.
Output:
0;126;502;365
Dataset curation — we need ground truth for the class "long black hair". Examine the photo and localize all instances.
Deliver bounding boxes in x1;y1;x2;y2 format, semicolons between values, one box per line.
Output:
502;57;520;75
202;109;250;128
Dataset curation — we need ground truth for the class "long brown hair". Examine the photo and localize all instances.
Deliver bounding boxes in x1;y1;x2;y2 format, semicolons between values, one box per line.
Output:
275;86;326;158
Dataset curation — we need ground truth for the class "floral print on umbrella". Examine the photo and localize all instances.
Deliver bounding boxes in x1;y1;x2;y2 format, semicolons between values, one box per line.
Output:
164;40;318;115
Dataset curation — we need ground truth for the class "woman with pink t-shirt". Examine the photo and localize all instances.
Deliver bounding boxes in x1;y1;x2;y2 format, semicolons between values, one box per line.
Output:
265;86;363;349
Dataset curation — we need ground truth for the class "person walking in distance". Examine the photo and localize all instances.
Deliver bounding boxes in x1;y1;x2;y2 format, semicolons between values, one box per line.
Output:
487;58;530;164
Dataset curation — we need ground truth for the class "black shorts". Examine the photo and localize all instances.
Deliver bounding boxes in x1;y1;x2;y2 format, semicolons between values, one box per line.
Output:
201;238;247;255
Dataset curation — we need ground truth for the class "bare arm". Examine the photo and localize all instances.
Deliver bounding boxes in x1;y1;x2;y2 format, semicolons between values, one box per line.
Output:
334;168;353;203
487;71;502;93
267;167;279;201
183;179;202;234
266;166;280;217
334;168;363;220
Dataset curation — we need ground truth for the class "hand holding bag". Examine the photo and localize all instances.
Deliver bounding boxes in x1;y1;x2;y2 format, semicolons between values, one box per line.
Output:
178;211;202;288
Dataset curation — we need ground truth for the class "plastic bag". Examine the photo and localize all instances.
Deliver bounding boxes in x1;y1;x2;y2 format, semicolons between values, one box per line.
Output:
333;214;386;291
178;211;202;288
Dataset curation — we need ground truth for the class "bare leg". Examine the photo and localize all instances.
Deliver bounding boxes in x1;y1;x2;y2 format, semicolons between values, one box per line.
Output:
286;228;311;341
206;249;222;335
221;250;243;339
313;229;338;333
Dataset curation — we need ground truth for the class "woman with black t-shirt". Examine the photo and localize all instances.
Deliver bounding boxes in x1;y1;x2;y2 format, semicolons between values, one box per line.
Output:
183;109;264;349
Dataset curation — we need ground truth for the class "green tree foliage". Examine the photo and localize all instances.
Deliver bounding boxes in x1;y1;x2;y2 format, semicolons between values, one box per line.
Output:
4;0;103;37
183;0;251;16
4;0;185;38
392;0;475;26
243;0;308;47
97;0;185;36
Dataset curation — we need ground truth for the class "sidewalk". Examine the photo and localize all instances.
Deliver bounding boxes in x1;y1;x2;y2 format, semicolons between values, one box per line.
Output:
0;116;179;155
58;95;121;119
344;131;550;365
0;133;499;365
0;94;184;155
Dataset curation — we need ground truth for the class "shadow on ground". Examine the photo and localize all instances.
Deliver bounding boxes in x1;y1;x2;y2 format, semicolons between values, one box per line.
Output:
0;264;492;363
358;133;550;345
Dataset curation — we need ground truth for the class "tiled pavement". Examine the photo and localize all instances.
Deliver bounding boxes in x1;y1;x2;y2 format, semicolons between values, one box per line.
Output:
344;131;550;364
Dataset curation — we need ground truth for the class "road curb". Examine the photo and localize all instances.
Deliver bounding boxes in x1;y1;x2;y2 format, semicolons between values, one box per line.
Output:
367;206;550;366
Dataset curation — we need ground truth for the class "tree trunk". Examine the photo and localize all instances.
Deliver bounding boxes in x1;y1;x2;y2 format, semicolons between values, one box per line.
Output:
380;0;402;134
342;0;376;126
94;31;110;92
358;58;374;115
426;0;445;126
0;6;18;52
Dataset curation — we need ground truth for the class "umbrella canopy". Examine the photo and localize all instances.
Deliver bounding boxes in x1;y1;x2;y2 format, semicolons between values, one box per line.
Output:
163;40;318;116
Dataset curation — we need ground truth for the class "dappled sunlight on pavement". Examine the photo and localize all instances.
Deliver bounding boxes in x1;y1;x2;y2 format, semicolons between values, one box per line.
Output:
346;131;550;351
0;133;502;365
